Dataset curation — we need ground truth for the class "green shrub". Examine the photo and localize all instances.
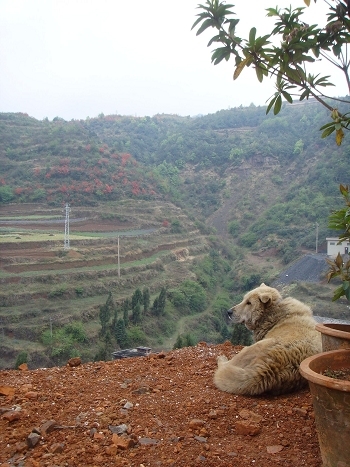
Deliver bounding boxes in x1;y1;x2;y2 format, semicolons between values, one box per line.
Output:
15;351;28;369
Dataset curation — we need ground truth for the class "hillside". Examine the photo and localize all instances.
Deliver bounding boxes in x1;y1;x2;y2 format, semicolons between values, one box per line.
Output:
0;342;321;467
1;102;349;369
0;201;213;369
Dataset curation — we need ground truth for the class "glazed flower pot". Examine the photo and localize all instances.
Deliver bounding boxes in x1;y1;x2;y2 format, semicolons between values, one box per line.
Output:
300;349;350;467
315;322;350;351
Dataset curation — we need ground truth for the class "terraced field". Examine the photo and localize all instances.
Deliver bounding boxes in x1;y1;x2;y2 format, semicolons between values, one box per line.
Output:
0;201;210;368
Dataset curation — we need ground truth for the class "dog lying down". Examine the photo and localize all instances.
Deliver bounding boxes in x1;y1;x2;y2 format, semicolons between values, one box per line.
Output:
214;283;321;396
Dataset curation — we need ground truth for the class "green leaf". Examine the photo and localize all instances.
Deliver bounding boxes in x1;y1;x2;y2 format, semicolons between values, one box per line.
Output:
255;65;263;82
345;286;350;301
195;18;216;36
211;47;231;65
319;121;336;130
274;95;282;115
281;91;293;104
285;67;302;84
299;89;310;101
249;27;256;45
332;285;345;301
266;95;278;114
321;126;336;138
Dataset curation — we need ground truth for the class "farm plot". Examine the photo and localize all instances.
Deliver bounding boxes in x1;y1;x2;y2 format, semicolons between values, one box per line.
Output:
0;201;209;368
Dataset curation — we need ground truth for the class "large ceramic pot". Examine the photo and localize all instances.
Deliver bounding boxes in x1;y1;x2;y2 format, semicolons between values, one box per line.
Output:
300;349;350;467
315;322;350;351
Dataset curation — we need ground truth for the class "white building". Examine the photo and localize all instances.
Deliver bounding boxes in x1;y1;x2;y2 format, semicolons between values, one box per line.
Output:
326;237;350;257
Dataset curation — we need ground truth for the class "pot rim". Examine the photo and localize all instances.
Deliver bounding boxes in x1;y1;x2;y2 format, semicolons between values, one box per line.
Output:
300;349;350;392
315;322;350;339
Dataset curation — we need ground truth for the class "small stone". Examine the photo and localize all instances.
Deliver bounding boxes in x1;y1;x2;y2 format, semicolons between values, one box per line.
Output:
138;437;159;445
267;445;284;454
132;386;150;395
239;409;263;423
50;442;65;453
25;391;39;400
208;410;218;419
106;444;118;455
235;420;261;436
156;351;166;359
15;441;28;453
293;407;308;417
112;435;136;450
27;432;41;448
18;363;28;371
194;436;207;443
93;432;105;440
109;424;128;434
189;419;206;429
123;401;133;410
0;386;15;397
40;420;58;436
67;357;81;367
3;410;21;422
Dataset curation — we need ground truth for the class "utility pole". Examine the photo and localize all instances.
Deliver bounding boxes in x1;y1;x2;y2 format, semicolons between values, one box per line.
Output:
315;222;319;254
64;203;71;250
117;236;120;278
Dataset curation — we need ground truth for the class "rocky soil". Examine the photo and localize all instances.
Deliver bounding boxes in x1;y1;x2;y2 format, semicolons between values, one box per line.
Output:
0;342;322;467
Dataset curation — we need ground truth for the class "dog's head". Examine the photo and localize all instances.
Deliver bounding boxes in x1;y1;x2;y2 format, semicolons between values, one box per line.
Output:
227;283;282;330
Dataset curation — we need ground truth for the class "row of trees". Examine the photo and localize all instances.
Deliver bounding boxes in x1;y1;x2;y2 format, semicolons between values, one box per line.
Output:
97;287;168;360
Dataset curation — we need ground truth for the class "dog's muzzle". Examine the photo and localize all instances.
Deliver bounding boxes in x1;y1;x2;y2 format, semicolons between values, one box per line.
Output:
227;309;233;321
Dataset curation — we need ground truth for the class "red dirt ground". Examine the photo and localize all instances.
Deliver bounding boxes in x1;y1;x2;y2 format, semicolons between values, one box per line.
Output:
0;342;322;467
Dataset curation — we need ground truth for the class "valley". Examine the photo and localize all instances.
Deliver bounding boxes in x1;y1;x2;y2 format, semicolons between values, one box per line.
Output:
1;105;349;369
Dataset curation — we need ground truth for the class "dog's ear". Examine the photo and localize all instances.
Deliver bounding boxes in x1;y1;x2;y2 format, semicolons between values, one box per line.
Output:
259;293;272;305
260;283;266;287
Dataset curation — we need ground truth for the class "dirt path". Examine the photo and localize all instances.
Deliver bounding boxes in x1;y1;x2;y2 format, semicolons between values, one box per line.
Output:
162;309;212;350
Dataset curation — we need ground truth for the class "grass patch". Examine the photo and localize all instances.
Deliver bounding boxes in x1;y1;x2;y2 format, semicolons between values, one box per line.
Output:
0;232;97;242
0;215;61;220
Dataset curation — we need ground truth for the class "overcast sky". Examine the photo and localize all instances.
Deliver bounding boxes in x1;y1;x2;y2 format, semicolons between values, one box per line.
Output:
0;0;348;121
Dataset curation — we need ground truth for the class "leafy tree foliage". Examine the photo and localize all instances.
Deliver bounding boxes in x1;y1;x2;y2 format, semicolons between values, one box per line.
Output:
230;323;253;346
115;318;129;348
122;298;130;327
142;287;150;314
99;292;115;336
15;351;28;369
152;287;167;316
41;321;87;365
131;303;142;324
192;0;350;144
0;186;14;203
169;280;207;313
131;288;143;310
326;184;350;300
173;333;196;349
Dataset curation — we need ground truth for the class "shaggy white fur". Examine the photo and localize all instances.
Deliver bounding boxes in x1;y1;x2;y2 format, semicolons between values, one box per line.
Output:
214;283;321;395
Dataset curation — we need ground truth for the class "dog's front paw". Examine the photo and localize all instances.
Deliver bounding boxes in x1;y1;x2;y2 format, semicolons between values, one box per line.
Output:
217;355;228;366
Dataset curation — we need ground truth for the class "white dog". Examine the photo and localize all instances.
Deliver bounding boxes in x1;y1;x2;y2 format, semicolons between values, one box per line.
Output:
214;283;321;395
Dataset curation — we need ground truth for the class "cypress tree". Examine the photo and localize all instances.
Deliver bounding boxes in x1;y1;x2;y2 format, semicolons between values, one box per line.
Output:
115;319;128;348
143;287;150;314
158;287;167;315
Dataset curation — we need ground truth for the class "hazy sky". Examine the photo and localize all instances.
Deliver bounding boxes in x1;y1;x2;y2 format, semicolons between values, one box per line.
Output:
0;0;347;121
